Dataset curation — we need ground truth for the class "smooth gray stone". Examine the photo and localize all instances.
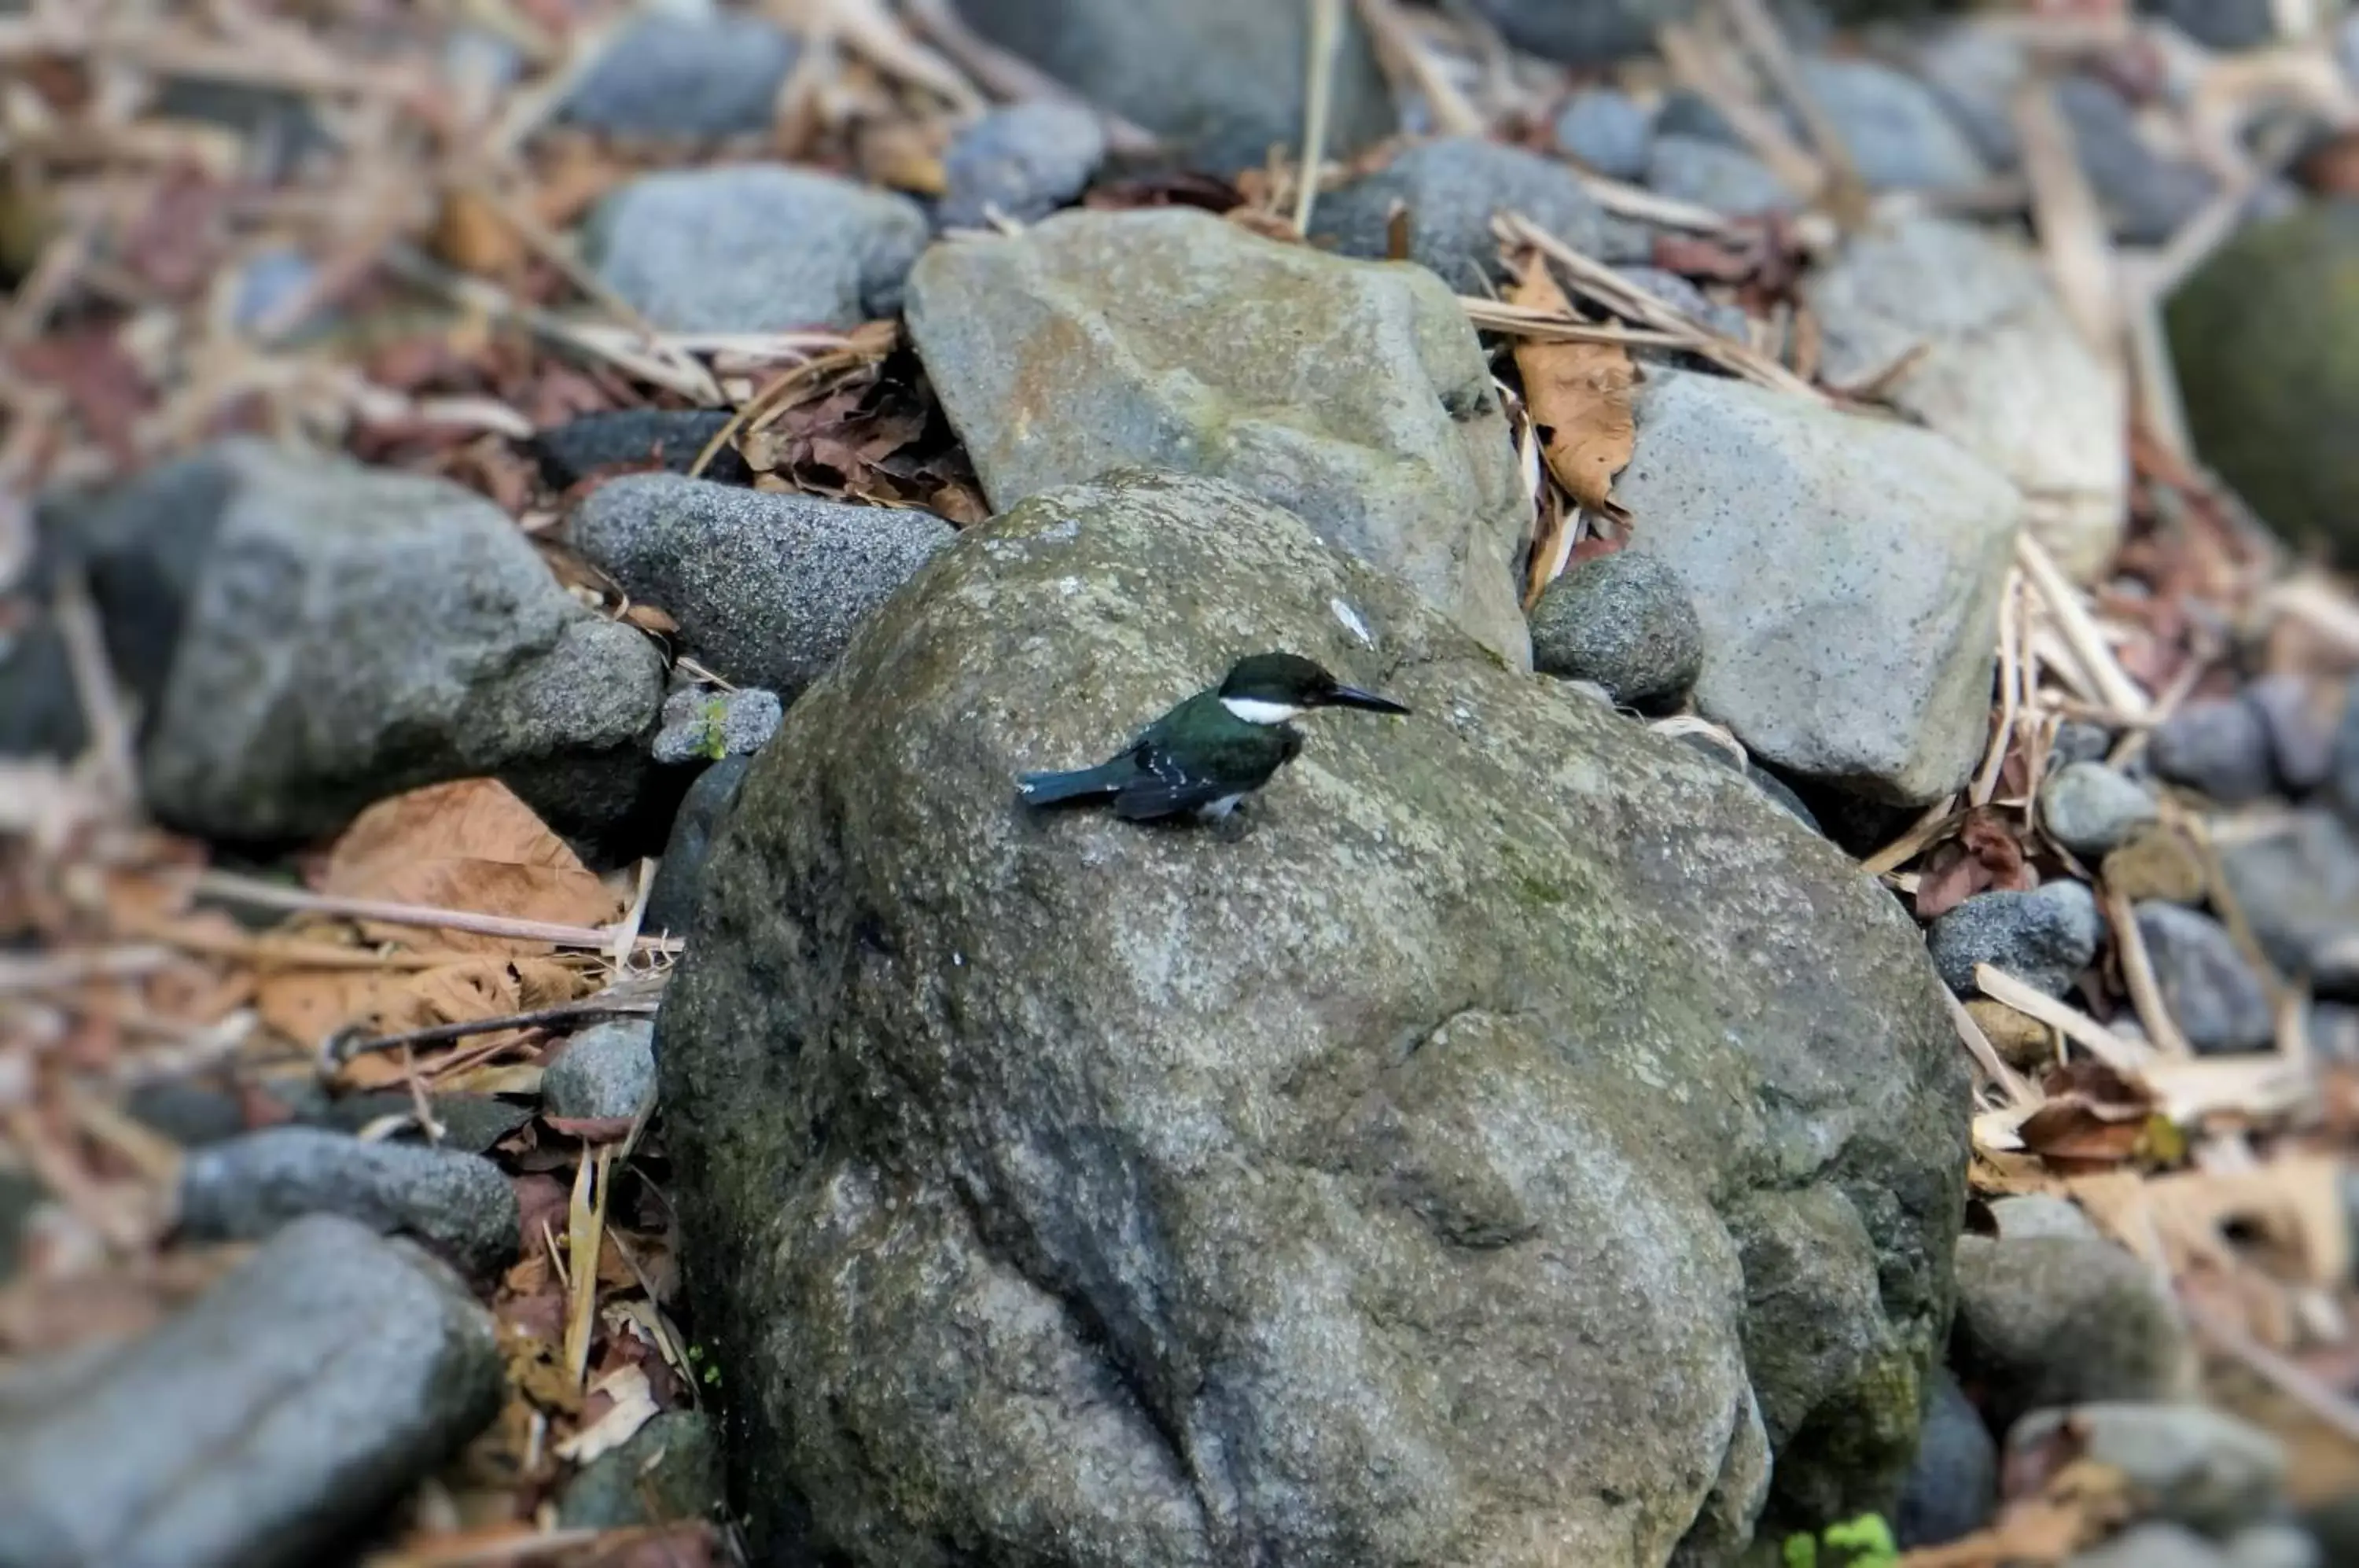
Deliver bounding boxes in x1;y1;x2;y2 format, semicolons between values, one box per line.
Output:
0;1215;502;1568
543;1020;657;1123
178;1126;520;1279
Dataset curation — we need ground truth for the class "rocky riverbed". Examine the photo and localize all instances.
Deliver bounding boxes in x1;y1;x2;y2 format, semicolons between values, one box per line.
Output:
5;2;2359;1566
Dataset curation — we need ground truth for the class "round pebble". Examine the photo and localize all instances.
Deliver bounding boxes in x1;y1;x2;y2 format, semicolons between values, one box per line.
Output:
1964;997;2052;1071
543;1020;658;1123
2101;825;2209;905
1527;551;1703;709
2039;760;2158;856
937;101;1107;231
1553;88;1655;182
2245;674;2336;794
2151;696;2277;804
2134;902;2276;1055
1927;880;2101;998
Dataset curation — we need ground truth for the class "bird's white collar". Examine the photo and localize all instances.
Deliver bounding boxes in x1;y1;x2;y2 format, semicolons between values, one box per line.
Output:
1221;697;1305;725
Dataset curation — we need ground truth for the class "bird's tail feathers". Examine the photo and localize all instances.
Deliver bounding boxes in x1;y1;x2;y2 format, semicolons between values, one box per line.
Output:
1015;763;1127;807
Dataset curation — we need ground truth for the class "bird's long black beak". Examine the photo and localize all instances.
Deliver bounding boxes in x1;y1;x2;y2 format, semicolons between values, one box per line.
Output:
1321;684;1411;716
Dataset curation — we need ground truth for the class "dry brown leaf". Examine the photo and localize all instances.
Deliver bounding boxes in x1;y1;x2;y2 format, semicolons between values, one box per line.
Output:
319;780;620;954
2070;1157;2351;1288
432;186;524;278
1916;808;2035;919
1506;252;1636;522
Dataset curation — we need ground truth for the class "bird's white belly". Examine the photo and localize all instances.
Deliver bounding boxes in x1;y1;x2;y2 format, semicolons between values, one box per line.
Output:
1196;793;1246;819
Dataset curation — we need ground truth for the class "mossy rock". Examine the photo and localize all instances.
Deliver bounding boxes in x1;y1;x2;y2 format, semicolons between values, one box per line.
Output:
2166;201;2359;565
658;471;1970;1566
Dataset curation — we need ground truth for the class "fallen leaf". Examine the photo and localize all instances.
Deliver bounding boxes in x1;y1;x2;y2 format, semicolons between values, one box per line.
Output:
554;1362;658;1463
2015;1060;2162;1171
319;779;621;954
1916;808;2035;919
434;186;525;278
1507;252;1636;525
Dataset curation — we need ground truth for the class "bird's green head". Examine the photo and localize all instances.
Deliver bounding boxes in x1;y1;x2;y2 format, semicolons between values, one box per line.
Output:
1219;652;1410;723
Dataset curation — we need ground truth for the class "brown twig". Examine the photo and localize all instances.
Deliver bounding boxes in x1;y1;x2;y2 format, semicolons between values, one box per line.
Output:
325;997;662;1065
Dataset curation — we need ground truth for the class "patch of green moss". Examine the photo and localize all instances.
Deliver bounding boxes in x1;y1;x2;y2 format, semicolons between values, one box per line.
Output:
1783;1514;1897;1568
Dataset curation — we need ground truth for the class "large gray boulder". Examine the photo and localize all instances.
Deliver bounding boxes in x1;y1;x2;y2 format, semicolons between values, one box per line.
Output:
657;470;1971;1566
948;0;1393;173
1616;370;2020;804
58;439;664;843
0;1215;502;1568
906;208;1534;667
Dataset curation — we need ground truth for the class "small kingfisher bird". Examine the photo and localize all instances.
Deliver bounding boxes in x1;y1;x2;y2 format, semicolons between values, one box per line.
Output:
1016;651;1411;823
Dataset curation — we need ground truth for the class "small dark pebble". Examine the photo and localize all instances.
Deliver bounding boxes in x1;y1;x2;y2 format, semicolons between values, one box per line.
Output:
1927;881;2101;998
2246;674;2336;795
1895;1367;1997;1548
643;754;753;936
558;1409;727;1528
1528;552;1703;709
937;101;1107;231
531;409;749;491
2135;902;2276;1055
2151;696;2277;804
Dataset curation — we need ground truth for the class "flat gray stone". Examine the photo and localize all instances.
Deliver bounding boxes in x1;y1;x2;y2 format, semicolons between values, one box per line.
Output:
1988;1193;2103;1243
2154;697;2278;804
2226;1523;2324;1568
62;440;663;844
1927;882;2101;999
1645;134;1799;214
0;1216;502;1568
1527;550;1702;707
178;1126;520;1279
560;13;797;137
2143;0;2280;50
1554;88;1656;180
2057;73;2217;245
1463;0;1702;64
1615;369;2020;802
570;474;954;700
2070;1523;2233;1568
543;1019;657;1123
2218;809;2359;990
905;208;1534;666
937;101;1106;230
583;164;929;332
2247;675;2336;794
2011;1403;2284;1536
2041;760;2158;856
1910;22;2028;168
1803;214;2128;582
656;469;1968;1564
1952;1234;2195;1431
1307;137;1647;291
948;0;1393;173
2135;903;2276;1055
1796;56;1987;193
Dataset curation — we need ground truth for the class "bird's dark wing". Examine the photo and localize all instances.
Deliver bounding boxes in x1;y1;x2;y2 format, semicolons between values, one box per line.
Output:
1108;706;1297;820
1110;774;1243;820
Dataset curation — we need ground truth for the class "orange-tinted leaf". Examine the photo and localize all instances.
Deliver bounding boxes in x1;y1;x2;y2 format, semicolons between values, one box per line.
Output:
1507;253;1636;520
319;779;620;953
